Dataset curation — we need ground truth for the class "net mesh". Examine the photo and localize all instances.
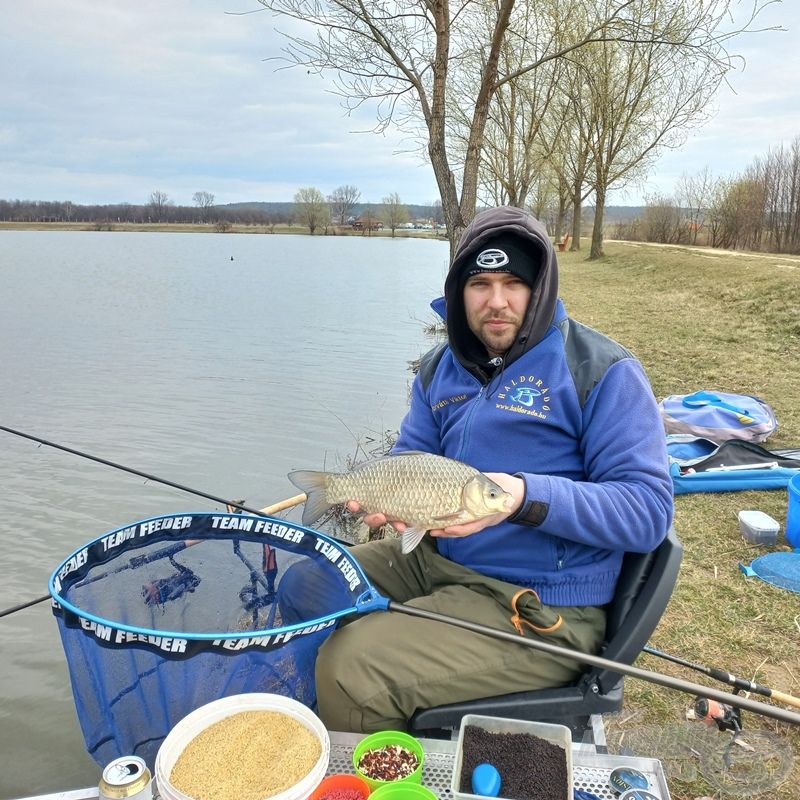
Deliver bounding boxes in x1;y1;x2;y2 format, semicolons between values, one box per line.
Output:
739;551;800;594
49;512;384;768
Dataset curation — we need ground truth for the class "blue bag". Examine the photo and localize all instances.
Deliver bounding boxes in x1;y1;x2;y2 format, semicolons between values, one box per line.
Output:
659;390;777;443
666;436;800;494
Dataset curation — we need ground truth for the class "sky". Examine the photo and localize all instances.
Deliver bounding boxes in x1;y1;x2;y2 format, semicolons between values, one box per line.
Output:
2;0;799;208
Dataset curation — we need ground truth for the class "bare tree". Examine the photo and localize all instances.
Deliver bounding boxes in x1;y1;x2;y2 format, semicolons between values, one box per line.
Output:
381;192;410;236
149;190;172;222
675;168;714;244
580;0;743;259
642;193;685;243
294;187;330;234
192;191;216;222
328;184;361;225
258;0;772;255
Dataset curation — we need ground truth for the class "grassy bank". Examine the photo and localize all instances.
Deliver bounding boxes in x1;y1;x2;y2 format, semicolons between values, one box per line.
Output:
558;241;799;798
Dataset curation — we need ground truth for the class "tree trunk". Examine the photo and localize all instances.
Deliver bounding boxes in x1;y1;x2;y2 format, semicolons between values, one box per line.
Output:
554;194;567;243
589;185;606;259
571;190;582;251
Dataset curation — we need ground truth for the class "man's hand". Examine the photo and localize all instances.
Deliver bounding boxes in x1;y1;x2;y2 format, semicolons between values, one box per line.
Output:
345;472;525;539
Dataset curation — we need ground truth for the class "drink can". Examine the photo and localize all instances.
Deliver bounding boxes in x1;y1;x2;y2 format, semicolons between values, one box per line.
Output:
98;755;153;800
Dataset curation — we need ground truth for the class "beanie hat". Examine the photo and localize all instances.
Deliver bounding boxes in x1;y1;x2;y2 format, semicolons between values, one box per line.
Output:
461;231;540;287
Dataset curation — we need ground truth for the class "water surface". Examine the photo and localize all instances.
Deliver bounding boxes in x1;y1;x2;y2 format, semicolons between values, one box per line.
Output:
0;230;449;798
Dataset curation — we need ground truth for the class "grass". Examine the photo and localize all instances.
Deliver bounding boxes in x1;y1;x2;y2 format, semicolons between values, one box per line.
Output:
558;240;800;799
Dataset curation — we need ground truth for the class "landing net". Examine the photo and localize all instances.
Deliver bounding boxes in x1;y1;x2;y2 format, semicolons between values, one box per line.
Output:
49;512;386;768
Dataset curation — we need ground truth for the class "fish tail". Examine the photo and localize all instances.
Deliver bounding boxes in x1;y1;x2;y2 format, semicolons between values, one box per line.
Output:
287;470;333;526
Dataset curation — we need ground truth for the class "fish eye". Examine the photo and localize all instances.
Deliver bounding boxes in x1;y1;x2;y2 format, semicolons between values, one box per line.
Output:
489;490;497;498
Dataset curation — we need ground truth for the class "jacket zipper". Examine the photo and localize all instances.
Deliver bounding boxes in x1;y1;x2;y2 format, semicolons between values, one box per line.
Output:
457;384;485;462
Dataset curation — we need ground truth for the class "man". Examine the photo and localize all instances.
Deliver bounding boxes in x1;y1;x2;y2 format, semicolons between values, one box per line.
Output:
315;205;673;733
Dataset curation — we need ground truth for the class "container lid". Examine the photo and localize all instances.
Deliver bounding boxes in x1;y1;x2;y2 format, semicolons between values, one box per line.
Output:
738;510;780;531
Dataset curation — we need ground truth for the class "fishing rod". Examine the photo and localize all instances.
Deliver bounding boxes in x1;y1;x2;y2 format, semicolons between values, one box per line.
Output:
389;602;800;727
0;424;310;618
0;493;307;619
5;426;800;727
0;424;306;517
643;645;800;710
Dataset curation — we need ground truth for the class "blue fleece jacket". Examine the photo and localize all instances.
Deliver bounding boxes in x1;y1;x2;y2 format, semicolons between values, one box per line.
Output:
393;207;673;606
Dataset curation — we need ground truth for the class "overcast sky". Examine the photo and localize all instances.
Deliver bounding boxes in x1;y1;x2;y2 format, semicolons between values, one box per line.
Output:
2;1;799;208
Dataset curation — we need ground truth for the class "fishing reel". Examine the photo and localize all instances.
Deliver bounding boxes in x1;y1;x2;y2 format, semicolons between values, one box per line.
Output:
141;558;201;607
692;697;742;733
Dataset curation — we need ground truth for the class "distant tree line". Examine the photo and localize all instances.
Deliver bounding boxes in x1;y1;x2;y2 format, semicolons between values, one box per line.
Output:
616;134;800;255
0;195;292;226
0;186;443;236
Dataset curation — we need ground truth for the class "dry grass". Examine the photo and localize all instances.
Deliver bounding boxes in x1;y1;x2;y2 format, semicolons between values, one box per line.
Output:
559;240;800;799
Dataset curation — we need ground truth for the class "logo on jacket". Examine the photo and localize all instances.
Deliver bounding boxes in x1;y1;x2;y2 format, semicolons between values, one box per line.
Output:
509;387;541;407
496;375;551;419
475;248;509;269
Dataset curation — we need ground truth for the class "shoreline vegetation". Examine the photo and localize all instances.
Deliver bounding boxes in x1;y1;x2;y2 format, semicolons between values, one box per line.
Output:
0;220;448;239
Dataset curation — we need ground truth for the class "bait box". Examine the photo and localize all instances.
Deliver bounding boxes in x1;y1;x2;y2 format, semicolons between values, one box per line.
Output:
738;510;780;546
450;714;573;800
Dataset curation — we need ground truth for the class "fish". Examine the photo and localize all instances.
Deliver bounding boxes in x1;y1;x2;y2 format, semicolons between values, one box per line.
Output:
287;451;513;554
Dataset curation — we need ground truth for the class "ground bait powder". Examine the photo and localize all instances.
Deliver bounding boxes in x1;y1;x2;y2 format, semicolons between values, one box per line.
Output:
459;726;568;800
169;710;321;800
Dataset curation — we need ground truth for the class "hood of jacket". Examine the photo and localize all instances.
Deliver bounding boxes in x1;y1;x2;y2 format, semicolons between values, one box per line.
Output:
443;206;559;380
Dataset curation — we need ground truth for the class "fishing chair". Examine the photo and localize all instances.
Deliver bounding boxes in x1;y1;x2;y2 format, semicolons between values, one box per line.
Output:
408;526;683;742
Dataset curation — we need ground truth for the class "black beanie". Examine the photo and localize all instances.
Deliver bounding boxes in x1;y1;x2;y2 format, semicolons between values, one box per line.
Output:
461;232;540;287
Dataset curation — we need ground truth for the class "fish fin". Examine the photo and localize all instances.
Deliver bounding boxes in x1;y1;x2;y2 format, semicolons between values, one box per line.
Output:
400;528;428;555
287;470;333;526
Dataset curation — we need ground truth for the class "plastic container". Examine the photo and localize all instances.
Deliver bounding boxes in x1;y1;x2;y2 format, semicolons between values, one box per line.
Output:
353;731;425;791
309;773;372;800
155;693;330;800
451;714;573;800
787;473;800;549
369;783;438;800
738;510;780;546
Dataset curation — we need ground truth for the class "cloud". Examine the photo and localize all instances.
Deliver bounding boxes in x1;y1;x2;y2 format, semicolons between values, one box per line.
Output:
3;0;799;207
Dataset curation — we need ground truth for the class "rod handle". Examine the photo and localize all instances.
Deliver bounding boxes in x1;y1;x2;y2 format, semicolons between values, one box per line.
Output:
770;689;800;710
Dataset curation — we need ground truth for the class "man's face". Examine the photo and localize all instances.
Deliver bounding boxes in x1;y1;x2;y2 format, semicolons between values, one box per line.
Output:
463;272;531;358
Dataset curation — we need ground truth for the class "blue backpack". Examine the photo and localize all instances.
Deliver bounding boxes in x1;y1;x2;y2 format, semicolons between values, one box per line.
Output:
659;390;777;443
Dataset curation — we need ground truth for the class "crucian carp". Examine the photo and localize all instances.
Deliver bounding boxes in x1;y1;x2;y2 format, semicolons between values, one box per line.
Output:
288;451;512;553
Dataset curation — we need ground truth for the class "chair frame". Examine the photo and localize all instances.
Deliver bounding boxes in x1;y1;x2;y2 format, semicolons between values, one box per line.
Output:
408;527;683;740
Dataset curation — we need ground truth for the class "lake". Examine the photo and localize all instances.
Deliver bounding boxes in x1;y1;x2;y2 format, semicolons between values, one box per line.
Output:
0;230;450;799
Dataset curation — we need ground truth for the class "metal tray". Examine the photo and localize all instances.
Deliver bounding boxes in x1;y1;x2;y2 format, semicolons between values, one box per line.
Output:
331;731;672;800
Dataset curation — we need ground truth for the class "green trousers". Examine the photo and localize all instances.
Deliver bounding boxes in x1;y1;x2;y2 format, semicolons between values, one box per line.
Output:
315;536;606;732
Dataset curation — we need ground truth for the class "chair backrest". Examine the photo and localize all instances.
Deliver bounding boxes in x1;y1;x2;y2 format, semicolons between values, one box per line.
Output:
590;526;683;694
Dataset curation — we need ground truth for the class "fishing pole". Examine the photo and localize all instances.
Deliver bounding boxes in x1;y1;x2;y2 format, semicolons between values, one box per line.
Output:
0;486;307;620
389;601;800;727
0;424;306;517
643;645;800;710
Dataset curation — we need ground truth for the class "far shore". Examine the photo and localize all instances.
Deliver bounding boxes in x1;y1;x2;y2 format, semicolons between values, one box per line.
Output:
0;220;448;239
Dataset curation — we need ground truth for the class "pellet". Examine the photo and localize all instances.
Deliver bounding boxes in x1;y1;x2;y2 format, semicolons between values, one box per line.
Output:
357;745;420;781
459;726;568;800
169;710;321;800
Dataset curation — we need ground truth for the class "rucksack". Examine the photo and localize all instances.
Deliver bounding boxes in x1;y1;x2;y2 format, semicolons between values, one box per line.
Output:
659;390;777;443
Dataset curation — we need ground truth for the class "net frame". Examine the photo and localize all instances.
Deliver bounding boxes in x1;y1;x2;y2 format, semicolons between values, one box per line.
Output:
50;512;388;646
48;512;388;765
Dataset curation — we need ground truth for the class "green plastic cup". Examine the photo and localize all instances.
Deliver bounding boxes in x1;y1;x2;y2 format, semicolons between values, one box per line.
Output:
352;731;425;791
369;783;438;800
